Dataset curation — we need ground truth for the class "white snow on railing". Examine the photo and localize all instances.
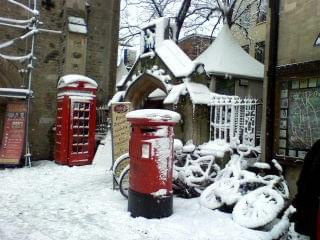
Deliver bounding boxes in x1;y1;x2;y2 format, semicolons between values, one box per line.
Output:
0;52;32;61
209;97;259;147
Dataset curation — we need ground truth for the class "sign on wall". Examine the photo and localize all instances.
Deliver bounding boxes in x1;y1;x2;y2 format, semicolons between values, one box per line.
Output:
111;102;132;162
277;78;320;160
0;101;27;165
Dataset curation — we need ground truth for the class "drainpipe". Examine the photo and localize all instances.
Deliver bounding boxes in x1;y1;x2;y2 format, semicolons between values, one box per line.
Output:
264;0;280;162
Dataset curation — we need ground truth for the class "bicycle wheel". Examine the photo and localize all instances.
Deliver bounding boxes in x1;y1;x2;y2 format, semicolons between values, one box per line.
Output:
200;183;223;209
232;187;285;229
112;153;130;185
119;165;130;199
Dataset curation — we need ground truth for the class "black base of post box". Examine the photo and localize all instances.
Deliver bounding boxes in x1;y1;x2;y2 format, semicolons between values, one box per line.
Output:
128;189;173;219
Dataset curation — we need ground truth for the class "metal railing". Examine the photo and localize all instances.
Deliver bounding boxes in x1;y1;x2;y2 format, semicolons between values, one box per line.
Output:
209;97;260;147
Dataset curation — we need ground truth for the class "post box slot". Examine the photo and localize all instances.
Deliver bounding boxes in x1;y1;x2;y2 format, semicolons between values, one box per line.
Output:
141;127;157;133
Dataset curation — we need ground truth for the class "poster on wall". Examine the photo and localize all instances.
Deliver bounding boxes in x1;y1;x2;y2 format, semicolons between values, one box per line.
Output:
111;102;132;161
0;101;27;165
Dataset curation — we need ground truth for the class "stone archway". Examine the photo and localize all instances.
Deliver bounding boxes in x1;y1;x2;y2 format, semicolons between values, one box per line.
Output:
124;73;168;109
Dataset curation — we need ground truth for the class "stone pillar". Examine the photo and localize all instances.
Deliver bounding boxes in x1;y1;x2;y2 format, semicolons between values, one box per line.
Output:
63;16;87;75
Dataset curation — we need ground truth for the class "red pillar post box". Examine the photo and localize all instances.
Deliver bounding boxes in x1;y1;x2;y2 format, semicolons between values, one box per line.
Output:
54;74;98;166
126;109;180;218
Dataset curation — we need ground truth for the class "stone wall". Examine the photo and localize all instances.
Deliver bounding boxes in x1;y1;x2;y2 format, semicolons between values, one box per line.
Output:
277;0;320;65
261;0;320;198
232;0;267;60
0;0;120;160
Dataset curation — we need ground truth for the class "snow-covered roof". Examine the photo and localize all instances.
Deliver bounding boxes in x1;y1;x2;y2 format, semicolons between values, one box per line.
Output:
148;88;167;100
0;88;33;99
163;84;187;105
164;81;238;105
156;40;196;78
185;82;213;105
163;81;213;105
107;91;125;107
195;24;264;80
58;74;98;89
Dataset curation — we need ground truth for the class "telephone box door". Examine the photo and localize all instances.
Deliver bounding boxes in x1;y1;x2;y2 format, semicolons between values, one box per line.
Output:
68;98;96;165
54;98;70;165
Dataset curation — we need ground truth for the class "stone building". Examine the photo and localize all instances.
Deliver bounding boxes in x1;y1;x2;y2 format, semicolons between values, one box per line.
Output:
114;18;263;146
232;0;268;64
261;0;320;195
0;0;120;160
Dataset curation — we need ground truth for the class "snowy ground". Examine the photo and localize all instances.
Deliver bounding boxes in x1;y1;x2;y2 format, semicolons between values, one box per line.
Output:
0;135;278;240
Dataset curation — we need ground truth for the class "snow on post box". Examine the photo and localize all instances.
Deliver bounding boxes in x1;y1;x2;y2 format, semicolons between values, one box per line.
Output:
126;109;180;218
54;74;98;166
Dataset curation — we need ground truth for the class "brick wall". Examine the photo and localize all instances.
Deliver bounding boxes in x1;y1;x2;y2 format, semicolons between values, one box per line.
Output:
178;35;213;60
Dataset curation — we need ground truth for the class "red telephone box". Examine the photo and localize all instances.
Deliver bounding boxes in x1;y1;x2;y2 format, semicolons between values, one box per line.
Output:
54;74;98;166
126;109;180;218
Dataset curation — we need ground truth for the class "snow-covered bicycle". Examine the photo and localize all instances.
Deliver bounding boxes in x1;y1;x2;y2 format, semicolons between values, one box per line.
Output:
173;141;220;198
112;153;130;183
200;145;289;229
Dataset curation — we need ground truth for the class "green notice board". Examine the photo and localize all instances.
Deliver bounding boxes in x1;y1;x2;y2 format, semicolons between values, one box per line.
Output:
278;78;320;159
288;88;320;149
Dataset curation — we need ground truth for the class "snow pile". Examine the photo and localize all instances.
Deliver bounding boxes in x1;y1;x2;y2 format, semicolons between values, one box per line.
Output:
93;135;113;170
253;162;271;170
173;139;183;151
198;140;233;158
146;65;172;83
182;140;196;153
0;133;290;240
